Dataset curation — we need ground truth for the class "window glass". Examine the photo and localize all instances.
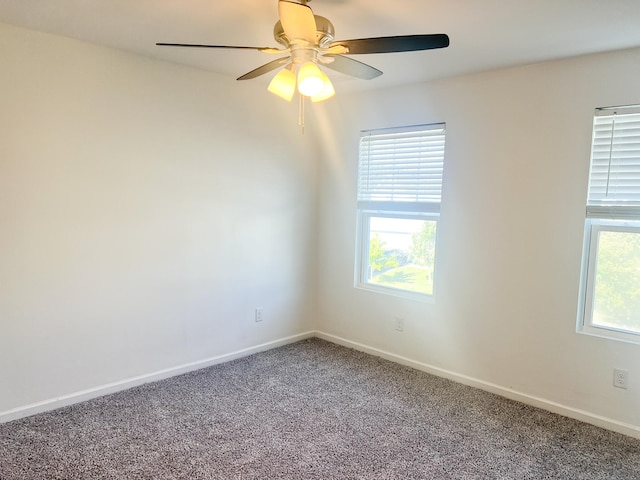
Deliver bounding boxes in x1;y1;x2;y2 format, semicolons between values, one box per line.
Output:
365;216;437;295
591;229;640;333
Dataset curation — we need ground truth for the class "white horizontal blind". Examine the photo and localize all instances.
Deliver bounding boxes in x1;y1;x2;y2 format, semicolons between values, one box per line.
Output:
587;105;640;219
358;124;445;213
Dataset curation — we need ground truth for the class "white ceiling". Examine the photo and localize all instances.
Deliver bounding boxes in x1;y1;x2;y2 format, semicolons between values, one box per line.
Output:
2;0;640;92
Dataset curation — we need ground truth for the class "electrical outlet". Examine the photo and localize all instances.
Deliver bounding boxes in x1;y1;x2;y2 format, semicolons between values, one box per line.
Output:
394;317;404;332
613;368;629;389
255;308;263;323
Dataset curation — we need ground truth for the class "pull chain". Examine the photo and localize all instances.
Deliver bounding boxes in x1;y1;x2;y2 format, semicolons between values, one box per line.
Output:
298;93;305;134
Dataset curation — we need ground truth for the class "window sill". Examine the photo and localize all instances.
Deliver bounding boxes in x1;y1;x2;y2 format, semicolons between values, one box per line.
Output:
355;282;435;304
577;324;640;346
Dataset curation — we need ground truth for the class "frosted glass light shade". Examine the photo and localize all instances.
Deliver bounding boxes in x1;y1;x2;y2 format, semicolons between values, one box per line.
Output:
297;61;325;97
268;67;296;101
311;71;335;103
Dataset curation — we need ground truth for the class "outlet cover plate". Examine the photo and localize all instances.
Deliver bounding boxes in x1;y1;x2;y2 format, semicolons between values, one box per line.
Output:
614;368;629;389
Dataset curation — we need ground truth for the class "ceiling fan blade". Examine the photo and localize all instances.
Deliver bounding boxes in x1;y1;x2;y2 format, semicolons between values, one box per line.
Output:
329;34;449;55
278;0;317;44
237;57;290;80
322;55;382;80
156;43;282;54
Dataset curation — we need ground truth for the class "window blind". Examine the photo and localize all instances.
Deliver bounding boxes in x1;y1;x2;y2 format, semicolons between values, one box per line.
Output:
587;105;640;219
358;123;445;213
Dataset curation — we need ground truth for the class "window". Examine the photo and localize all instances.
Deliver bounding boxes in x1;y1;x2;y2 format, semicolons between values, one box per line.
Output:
355;123;445;299
578;105;640;343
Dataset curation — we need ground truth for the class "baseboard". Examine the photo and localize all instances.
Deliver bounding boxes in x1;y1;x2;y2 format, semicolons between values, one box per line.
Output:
4;329;639;441
0;331;315;424
315;331;640;440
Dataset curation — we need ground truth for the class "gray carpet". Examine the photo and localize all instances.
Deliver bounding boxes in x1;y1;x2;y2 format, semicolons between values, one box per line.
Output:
1;338;639;479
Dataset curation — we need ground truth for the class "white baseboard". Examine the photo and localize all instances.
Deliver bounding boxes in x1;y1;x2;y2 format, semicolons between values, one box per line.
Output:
315;331;640;440
0;331;315;424
4;329;639;441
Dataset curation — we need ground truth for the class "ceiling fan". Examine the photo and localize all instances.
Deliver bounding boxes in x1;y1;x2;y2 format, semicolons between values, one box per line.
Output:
157;0;449;104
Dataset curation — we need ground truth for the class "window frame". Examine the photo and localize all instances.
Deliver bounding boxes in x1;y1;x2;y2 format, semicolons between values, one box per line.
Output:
577;104;640;344
354;123;445;301
579;219;640;343
355;210;440;301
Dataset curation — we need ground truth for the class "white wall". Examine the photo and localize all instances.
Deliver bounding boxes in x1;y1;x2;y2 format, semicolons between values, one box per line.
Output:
314;47;640;436
0;22;318;416
2;18;639;439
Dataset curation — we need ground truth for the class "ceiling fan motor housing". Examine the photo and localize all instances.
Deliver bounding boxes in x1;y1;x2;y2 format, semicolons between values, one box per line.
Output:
273;15;335;49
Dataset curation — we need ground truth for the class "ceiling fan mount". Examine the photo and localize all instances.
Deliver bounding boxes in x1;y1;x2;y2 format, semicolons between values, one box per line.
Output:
156;0;449;103
274;15;335;49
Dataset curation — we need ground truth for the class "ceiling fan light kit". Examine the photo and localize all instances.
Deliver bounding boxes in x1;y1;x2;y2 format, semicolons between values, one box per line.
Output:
311;70;335;103
157;0;449;126
267;65;297;101
297;61;328;96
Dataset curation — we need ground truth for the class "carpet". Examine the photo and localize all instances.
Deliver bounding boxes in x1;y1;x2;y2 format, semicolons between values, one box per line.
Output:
1;338;639;479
